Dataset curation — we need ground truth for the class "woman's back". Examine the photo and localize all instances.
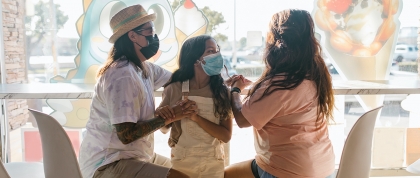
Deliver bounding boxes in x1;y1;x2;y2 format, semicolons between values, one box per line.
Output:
242;78;335;177
226;9;335;178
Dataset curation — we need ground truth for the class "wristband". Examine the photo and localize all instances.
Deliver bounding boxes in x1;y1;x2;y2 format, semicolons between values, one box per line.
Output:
230;87;241;94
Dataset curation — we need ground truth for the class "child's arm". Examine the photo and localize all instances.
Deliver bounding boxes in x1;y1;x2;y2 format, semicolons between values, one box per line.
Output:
190;114;232;143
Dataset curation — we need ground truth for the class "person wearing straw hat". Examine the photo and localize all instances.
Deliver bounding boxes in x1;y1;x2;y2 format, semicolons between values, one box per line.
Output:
78;5;194;178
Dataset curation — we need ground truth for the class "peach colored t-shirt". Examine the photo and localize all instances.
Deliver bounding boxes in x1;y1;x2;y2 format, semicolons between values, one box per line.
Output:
242;78;335;178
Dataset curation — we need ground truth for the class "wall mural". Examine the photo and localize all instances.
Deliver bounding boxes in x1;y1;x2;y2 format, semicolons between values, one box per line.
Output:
42;0;402;127
312;0;402;111
47;0;208;128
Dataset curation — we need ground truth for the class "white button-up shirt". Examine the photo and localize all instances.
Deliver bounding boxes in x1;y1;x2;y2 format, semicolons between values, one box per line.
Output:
79;59;171;178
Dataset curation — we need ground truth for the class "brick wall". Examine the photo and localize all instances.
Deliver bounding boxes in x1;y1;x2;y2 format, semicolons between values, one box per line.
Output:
2;0;28;130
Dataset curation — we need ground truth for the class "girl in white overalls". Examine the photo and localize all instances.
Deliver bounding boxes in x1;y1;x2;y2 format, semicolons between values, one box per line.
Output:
156;35;232;178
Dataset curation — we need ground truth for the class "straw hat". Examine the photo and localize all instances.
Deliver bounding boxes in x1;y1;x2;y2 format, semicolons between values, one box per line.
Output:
109;5;156;43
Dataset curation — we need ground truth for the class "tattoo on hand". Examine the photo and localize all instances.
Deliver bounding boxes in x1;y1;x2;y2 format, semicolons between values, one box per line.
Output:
114;117;166;144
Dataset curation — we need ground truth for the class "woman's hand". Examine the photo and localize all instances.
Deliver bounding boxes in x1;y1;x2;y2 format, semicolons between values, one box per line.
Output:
225;75;239;86
179;99;198;115
170;99;198;122
177;99;200;122
155;105;175;120
232;75;253;91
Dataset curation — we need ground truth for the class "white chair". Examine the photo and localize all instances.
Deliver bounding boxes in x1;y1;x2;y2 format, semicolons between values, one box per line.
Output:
406;158;420;174
336;106;383;178
0;159;44;178
29;109;83;178
0;159;10;178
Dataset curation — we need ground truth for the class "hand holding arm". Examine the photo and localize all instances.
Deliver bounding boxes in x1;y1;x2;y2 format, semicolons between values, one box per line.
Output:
230;75;253;128
114;100;194;144
114;117;167;145
156;105;176;134
224;75;239;86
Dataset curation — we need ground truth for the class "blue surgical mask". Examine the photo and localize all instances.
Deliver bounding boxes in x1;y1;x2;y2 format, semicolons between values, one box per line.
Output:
201;52;224;76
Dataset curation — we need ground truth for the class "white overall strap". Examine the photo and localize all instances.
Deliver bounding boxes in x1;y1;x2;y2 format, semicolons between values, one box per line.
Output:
182;80;189;100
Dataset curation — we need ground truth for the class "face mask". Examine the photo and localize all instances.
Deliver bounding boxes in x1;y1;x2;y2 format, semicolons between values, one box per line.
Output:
136;34;160;59
200;52;224;76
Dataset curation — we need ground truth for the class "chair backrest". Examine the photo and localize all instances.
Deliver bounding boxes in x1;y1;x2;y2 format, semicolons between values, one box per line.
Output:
29;109;83;178
406;158;420;174
0;160;11;178
336;106;383;178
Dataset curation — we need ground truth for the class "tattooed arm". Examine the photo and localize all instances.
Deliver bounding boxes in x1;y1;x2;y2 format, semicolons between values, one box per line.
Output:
114;117;169;145
114;99;198;145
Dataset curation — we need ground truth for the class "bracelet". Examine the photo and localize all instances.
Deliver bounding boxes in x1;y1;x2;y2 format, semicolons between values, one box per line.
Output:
230;87;241;94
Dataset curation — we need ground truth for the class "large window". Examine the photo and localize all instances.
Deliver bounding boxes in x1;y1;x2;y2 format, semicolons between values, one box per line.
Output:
7;0;419;174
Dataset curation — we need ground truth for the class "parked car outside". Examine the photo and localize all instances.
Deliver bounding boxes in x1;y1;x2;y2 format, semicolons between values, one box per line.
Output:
393;44;418;62
323;57;338;74
224;55;258;68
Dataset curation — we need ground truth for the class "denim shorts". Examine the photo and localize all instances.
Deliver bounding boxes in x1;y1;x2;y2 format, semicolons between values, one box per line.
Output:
251;159;276;178
251;159;335;178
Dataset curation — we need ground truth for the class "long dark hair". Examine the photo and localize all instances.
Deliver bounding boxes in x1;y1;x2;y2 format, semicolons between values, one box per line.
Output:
97;24;148;78
165;35;232;120
247;9;334;125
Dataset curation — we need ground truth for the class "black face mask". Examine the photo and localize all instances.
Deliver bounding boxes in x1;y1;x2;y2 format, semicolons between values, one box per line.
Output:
135;34;160;59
